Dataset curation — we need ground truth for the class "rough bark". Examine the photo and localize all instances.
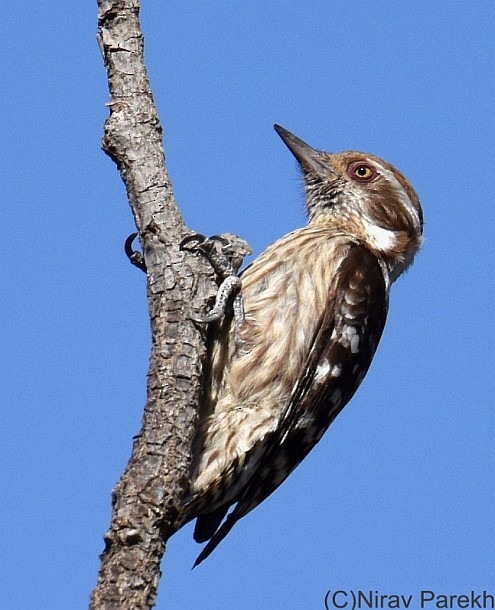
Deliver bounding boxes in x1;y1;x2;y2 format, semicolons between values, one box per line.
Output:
91;1;214;608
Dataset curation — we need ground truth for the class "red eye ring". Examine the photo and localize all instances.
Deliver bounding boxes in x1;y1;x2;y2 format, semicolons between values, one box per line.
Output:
347;161;378;183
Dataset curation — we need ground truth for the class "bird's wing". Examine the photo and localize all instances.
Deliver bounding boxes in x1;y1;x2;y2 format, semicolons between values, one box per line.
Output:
193;244;389;566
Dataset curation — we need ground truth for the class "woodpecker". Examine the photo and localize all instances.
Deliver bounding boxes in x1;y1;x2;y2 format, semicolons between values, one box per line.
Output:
181;125;423;566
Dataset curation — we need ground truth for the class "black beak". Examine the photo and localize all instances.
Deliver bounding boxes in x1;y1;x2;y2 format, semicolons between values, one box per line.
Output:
274;124;337;180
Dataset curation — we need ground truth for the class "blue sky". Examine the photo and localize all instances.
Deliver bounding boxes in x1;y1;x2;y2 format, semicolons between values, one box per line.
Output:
1;3;493;609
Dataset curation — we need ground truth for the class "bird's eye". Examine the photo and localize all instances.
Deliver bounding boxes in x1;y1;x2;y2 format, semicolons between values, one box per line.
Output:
347;161;377;183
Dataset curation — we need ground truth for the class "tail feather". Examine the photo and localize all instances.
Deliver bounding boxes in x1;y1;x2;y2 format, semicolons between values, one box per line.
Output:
193;512;239;568
193;505;229;543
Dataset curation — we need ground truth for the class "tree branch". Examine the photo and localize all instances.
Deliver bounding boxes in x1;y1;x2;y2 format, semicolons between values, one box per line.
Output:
91;1;214;608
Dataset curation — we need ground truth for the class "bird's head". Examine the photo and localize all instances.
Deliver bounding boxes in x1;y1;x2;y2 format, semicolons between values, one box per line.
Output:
275;124;423;281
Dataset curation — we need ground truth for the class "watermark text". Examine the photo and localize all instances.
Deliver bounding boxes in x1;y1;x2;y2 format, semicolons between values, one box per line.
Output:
324;590;494;610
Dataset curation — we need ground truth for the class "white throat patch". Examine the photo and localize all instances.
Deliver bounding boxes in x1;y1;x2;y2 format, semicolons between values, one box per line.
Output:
362;217;398;252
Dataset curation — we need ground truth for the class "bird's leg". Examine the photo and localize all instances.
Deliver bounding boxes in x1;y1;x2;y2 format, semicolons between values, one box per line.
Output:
190;275;242;323
180;233;252;342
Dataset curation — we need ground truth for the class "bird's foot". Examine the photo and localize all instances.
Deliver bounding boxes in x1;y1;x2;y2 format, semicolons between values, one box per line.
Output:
124;233;147;272
180;232;251;334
